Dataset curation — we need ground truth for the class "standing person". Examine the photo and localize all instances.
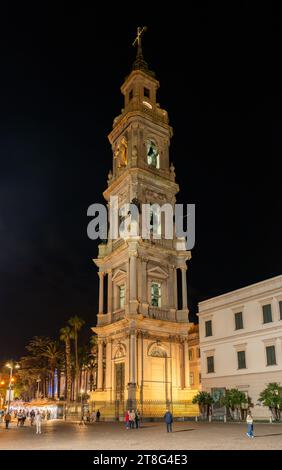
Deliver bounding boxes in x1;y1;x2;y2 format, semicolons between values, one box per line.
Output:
96;409;101;422
129;410;135;429
125;410;130;430
35;411;42;435
91;411;96;423
246;412;254;439
164;409;173;433
30;409;35;426
17;410;22;427
4;412;11;429
135;409;140;429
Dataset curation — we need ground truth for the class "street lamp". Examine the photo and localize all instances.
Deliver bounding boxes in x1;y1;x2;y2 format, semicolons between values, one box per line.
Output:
5;362;20;413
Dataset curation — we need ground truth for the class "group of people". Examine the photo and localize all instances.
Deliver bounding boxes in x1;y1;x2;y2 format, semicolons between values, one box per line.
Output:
124;409;140;429
82;409;101;423
0;408;52;434
164;409;255;437
124;409;173;432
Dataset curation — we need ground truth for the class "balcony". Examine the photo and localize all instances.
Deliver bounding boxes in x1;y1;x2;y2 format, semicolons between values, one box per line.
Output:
148;307;173;321
96;310;125;326
112;309;125;322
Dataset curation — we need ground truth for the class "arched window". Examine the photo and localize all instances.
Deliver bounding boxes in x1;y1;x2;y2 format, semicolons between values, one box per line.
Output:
151;282;161;307
147;140;160;168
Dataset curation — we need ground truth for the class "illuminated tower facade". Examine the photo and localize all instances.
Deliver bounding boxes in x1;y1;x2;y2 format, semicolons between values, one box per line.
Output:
90;28;199;418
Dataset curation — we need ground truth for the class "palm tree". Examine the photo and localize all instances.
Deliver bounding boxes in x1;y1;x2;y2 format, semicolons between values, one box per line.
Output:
258;382;282;421
221;389;249;420
25;336;52;397
42;341;63;399
192;391;214;418
68;316;85;400
60;326;74;403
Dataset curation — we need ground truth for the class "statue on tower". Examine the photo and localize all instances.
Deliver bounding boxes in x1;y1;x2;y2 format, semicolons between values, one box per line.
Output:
114;137;128;168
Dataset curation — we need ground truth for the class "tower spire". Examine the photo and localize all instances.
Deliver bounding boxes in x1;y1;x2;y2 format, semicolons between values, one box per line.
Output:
132;26;155;77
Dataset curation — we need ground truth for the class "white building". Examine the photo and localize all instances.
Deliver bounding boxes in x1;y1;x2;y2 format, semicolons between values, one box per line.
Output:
198;275;282;419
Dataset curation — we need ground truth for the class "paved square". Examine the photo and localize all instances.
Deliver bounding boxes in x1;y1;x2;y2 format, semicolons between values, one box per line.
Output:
1;420;282;450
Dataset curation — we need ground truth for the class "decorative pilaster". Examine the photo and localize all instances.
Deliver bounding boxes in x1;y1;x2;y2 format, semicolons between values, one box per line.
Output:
127;326;137;408
107;269;112;314
141;258;148;315
183;338;190;388
129;330;137;384
129;255;137;300
128;247;138;314
181;267;188;309
97;339;104;390
98;272;104;314
168;266;174;308
174;267;178;310
105;339;112;390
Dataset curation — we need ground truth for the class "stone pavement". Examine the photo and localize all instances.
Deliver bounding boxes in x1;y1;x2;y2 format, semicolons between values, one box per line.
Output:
0;420;282;450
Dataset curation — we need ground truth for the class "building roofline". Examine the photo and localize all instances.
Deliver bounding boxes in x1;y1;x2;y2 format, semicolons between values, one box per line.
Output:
198;274;282;312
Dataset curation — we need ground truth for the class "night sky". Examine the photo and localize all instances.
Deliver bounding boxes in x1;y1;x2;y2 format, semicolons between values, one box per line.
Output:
0;5;281;359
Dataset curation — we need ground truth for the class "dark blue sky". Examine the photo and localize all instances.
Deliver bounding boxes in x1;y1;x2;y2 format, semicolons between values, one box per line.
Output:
0;4;281;358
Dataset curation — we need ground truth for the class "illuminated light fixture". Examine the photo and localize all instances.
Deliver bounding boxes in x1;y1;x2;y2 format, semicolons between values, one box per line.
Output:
11;377;15;383
142;100;152;109
0;380;5;385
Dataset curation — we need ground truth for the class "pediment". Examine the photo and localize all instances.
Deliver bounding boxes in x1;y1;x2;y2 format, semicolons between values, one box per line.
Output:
112;269;126;280
147;266;168;277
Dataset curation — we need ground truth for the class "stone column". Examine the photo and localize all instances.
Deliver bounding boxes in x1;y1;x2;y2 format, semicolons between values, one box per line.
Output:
141;258;148;315
130;330;137;384
130;255;137;301
137;331;142;387
181;267;188;309
126;260;130;306
107;269;112;313
174;267;178;310
168;266;174;308
183;338;190;388
97;340;104;390
105;339;112;390
98;272;104;314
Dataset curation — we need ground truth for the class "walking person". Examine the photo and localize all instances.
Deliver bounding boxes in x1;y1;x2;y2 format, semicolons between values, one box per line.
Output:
30;409;35;426
246;412;254;439
4;412;11;429
35;411;42;435
96;409;100;422
164;409;173;433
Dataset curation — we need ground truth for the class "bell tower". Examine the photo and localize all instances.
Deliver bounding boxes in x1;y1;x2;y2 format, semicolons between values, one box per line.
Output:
91;28;199;419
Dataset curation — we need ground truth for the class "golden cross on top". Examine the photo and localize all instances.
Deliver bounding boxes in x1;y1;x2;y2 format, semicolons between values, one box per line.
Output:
132;26;147;48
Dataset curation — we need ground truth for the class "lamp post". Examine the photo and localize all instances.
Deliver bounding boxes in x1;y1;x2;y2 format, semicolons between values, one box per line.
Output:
5;362;20;413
